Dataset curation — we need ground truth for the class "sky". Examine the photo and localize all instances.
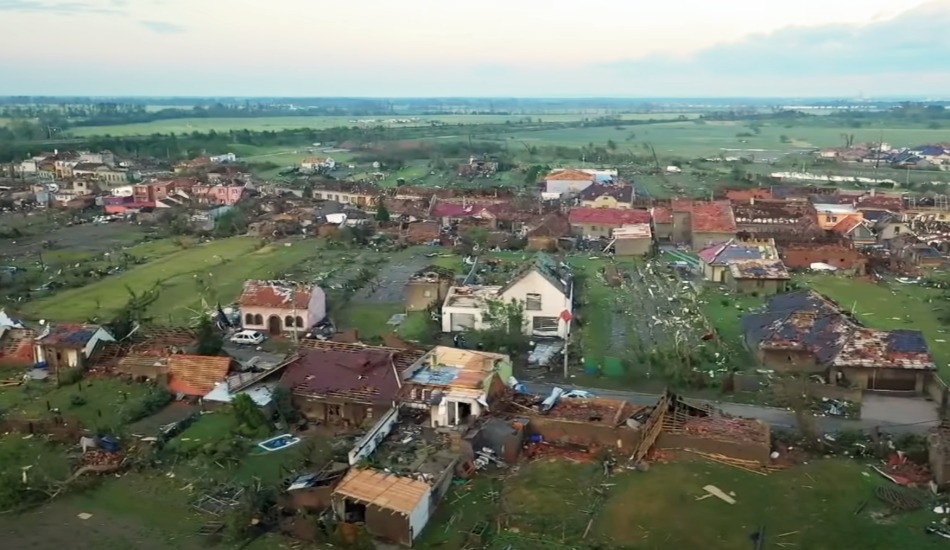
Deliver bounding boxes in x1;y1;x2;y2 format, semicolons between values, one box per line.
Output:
1;0;949;97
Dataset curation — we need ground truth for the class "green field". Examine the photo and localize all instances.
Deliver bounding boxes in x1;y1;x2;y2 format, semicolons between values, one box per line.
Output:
64;113;692;137
803;275;950;377
419;458;941;550
19;237;317;323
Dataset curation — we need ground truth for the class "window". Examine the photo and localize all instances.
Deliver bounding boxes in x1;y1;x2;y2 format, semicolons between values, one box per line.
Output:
828;216;837;223
285;315;295;328
253;314;263;325
295;316;304;328
244;313;254;325
526;293;542;311
894;226;901;234
532;316;559;332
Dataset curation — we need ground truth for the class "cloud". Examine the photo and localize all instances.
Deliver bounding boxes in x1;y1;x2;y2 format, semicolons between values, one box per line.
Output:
0;0;124;14
598;1;950;80
138;20;185;34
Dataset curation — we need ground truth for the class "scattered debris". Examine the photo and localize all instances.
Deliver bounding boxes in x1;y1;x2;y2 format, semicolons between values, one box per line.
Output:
702;485;736;505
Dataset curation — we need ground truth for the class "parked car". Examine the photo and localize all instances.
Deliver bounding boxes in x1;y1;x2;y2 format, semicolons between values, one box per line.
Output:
562;389;596;399
230;330;265;345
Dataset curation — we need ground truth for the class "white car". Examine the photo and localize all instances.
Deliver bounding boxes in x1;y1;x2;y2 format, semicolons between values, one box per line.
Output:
563;389;596;399
230;330;265;345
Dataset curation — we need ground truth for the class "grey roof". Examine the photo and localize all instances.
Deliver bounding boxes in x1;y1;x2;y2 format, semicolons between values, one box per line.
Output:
499;253;572;297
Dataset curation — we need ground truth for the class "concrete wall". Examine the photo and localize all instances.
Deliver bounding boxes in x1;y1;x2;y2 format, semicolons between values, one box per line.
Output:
405;281;451;312
761;349;823;373
781;246;863;271
692;231;737;251
730;277;786;295
672;212;691;243
615;237;651;256
841;367;925;393
294;397;390;428
570;222;617;240
653;222;673;242
581;196;629;209
546;179;593;197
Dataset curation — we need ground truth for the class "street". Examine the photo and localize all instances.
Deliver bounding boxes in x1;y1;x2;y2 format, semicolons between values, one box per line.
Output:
522;382;940;435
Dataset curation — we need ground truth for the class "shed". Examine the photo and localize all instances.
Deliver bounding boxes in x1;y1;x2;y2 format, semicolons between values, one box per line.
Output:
332;469;432;547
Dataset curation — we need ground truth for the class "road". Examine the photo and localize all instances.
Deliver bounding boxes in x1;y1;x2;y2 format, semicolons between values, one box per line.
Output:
522;382;940;435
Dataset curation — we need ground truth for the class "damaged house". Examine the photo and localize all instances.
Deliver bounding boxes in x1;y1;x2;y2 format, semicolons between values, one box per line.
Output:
441;253;573;339
404;266;456;312
697;238;782;284
400;346;512;428
239;280;327;335
741;291;936;393
33;323;115;375
651;200;738;250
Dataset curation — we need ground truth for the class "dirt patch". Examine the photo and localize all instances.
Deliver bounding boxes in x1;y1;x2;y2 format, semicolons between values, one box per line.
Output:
0;222;148;260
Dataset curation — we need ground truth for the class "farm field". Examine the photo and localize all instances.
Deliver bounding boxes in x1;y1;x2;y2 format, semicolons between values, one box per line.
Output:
802;275;950;377
417;457;941;550
64;113;693;137
18;237;315;323
500;120;950;159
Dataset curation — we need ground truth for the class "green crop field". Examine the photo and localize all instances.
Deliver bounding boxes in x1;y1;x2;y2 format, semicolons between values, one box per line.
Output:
19;237;317;323
499;120;949;159
64;113;693;137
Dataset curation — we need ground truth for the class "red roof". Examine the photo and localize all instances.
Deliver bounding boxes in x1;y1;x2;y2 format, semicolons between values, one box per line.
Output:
725;188;773;202
651;207;673;224
280;348;400;404
856;195;904;212
238;281;312;309
691;201;737;233
166;354;231;396
546;169;595;182
671;199;693;212
831;216;863;234
568;208;652;226
430;200;503;219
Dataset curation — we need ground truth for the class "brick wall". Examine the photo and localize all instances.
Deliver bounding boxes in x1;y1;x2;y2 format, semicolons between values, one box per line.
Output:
525;417;642;452
781;245;863;271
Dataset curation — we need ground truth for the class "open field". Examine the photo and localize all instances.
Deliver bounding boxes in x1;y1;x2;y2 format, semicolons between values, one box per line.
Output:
18;237;316;323
65;113;694;137
500;120;950;159
418;457;942;550
802;275;950;377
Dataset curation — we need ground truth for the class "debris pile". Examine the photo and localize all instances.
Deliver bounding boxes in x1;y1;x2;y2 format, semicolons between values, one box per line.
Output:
876;453;932;486
524;440;597;462
682;416;769;444
79;449;123;469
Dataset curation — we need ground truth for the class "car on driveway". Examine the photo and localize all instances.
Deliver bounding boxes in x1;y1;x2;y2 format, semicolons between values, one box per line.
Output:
229;330;265;345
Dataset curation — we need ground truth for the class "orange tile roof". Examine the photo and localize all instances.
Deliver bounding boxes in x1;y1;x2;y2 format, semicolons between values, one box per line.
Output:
166;354;231;396
831;216;864;234
238;280;312;309
691;201;737;233
546;169;595;181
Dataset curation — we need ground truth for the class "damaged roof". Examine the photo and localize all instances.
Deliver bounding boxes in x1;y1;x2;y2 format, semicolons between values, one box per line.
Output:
651;206;673;224
728;259;790;280
527;212;571;238
545;169;595;181
239;280;313;309
333;469;429;515
37;323;107;348
741;290;852;364
568;207;651;226
833;329;934;370
698;239;778;265
691;201;738;233
280;348;400;404
167;354;232;396
405;346;509;390
578;183;634;202
499;252;572;296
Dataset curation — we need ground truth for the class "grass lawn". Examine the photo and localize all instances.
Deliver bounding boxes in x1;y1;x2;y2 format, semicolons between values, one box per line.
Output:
20;237;317;323
0;378;154;430
0;435;73;484
337;303;404;342
419;457;942;550
802;275;950;377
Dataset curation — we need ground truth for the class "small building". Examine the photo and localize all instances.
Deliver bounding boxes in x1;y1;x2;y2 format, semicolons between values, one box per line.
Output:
651;206;674;242
311;181;376;207
612;224;652;256
873;214;912;243
568;207;652;240
578;183;634;209
280;347;400;426
812;203;861;231
690;201;738;250
405;266;455;312
726;259;790;295
33;324;115;374
831;217;875;247
830;329;935;393
331;469;432;547
698;239;779;283
239;280;327;335
400;346;511;428
526;212;572;252
543;169;595;197
166;354;233;397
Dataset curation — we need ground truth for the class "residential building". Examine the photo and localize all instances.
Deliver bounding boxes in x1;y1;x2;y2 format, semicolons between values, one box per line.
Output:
578;183;634;209
71;163;128;184
612;224;653;256
526;212;572;252
33;324;115;374
238;280;327;335
405;266;456;312
311;181;377;207
568;207;652;239
690;201;739;250
543;169;595;197
191;184;245;205
430;200;505;228
812;203;862;231
697;239;780;283
741;291;935;393
301;157;335;172
651;206;674;242
441;253;573;339
166;354;233;397
874;214;913;243
831;217;875;247
726;259;790;295
400;346;512;428
280;347;401;426
209;153;237;164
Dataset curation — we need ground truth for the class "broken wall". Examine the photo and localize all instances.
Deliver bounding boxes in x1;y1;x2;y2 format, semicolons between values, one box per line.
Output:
761;349;823;373
525;417;642;451
655;432;771;464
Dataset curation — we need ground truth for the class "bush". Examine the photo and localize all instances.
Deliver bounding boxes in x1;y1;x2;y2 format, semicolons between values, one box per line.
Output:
122;387;172;424
57;367;84;387
69;395;87;408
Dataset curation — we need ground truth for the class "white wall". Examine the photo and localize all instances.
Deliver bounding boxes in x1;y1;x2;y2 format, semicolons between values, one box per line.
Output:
307;286;327;325
112;185;134;197
430;396;484;428
347;407;399;465
408;486;432;542
499;270;572;339
84;327;115;357
545;179;593;197
440;305;489;333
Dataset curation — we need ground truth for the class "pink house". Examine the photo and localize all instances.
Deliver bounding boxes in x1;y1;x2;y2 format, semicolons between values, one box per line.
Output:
192;185;244;205
238;280;327;335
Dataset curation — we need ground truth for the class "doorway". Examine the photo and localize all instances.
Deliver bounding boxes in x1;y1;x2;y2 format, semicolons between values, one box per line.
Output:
268;315;282;335
458;402;473;424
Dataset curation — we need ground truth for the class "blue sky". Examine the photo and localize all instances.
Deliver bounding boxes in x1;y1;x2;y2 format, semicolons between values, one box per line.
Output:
0;0;948;97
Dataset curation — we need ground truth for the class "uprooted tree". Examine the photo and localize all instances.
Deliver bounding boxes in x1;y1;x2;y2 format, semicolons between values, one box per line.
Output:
195;314;223;356
104;283;162;340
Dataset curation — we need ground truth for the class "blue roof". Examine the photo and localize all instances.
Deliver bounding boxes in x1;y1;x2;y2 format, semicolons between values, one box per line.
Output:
888;330;929;353
594;174;613;183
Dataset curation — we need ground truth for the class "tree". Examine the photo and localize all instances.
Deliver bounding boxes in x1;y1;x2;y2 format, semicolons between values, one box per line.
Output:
232;394;270;438
106;284;161;340
195;314;223;356
606;139;617;151
375;204;390;222
272;385;300;425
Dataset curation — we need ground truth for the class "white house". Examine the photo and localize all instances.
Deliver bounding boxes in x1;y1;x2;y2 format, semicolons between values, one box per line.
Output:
238;280;327;335
543;169;595;198
33;323;115;371
111;185;134;197
210;153;237;164
440;254;573;339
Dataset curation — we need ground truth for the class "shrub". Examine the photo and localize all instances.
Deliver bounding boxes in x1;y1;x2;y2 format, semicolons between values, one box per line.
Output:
57;367;84;387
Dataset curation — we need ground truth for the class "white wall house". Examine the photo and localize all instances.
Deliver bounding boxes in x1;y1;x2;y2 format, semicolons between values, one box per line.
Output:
210;153;237;164
33;324;115;368
440;254;573;339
